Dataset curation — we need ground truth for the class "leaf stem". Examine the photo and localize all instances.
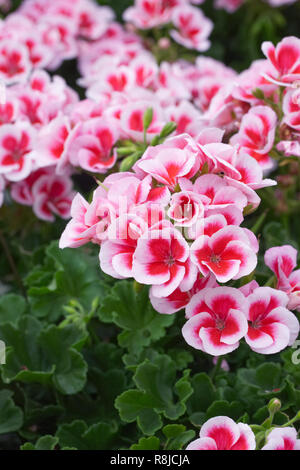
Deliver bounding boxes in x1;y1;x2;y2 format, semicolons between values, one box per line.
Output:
211;356;223;381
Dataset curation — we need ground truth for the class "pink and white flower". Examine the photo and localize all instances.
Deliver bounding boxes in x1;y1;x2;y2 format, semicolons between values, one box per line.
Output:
171;5;213;52
214;0;244;13
168;190;205;227
150;273;217;314
186;416;255;450
65;118;119;173
262;427;300;450
0;122;36;181
230;106;277;169
132;227;192;298
31;171;75;222
262;36;300;85
265;245;300;311
0;40;31;84
123;0;178;30
190;225;257;283
245;286;299;354
182;286;248;355
137;137;198;189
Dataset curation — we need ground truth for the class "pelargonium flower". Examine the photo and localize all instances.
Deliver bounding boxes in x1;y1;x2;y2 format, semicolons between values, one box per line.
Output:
245;286;299;354
262;36;300;85
282;87;300;132
186;416;256;450
0;122;36;181
262;427;300;450
0;40;31;84
179;173;248;214
230;106;277;169
31;171;75;222
36;115;71;167
123;0;177;30
150;273;217;314
100;212;149;279
167;190;205;227
182;286;248;355
190;225;258;283
265;245;300;311
214;0;244;13
65;117;119;173
136;135;199;189
120;100;165;143
171;5;213;52
132;227;195;298
223;151;276;210
0;98;17;126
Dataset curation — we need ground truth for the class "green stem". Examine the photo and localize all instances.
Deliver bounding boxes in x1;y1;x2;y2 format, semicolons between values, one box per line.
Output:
251;210;269;235
211;356;223;381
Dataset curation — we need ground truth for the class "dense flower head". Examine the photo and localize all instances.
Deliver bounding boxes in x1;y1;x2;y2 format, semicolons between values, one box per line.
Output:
123;0;212;53
57;125;300;361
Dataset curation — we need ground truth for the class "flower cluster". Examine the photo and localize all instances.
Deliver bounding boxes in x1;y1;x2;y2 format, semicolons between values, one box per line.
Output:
204;36;300;165
59;126;300;357
2;0;298;224
185;416;300;450
183;283;299;355
0;0;118;218
0;0;298;361
123;1;213;53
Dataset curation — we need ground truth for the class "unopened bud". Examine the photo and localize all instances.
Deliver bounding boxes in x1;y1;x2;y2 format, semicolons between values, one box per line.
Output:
268;398;281;415
159;121;177;138
143;108;153;132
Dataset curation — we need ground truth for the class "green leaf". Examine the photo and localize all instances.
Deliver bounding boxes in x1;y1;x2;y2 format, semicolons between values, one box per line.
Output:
162;424;195;450
21;435;59;450
206;400;244;421
99;281;174;354
255;363;282;390
56;420;118;450
162;424;186;439
187;373;217;415
27;242;105;322
0;316;87;394
115;355;192;435
166;431;196;451
0;293;27;326
130;436;160;450
0;390;23;434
